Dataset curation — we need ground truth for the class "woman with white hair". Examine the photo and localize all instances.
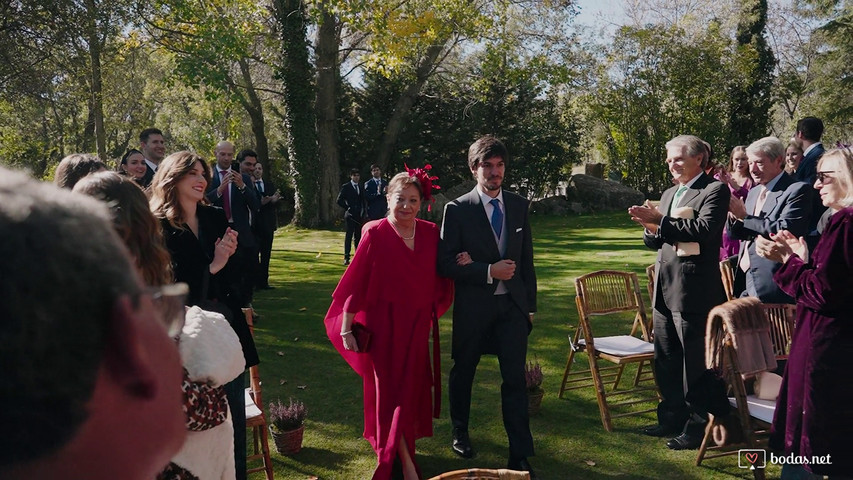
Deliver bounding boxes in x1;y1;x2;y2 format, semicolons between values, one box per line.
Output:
756;148;853;478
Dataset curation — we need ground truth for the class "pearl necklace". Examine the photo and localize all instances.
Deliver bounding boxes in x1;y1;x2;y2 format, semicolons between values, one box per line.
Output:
390;220;416;240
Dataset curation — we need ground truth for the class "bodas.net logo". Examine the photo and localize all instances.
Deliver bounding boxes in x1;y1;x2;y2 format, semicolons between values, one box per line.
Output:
739;449;767;470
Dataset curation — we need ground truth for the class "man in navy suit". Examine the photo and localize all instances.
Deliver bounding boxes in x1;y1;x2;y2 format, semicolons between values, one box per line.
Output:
205;140;259;480
728;136;812;304
629;135;730;450
336;168;365;265
138;128;166;188
207;142;261;305
438;136;538;477
364;164;388;220
794;116;828;246
251;158;282;290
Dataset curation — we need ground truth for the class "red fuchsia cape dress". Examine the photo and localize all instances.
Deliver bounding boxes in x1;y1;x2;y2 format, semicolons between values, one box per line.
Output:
325;218;453;479
769;208;853;476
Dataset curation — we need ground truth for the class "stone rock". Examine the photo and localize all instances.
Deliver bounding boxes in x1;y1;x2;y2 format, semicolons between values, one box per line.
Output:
565;174;644;212
530;195;573;215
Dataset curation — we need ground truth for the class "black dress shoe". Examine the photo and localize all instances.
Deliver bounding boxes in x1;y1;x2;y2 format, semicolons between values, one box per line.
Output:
451;429;474;459
508;458;538;480
641;424;682;437
666;432;703;450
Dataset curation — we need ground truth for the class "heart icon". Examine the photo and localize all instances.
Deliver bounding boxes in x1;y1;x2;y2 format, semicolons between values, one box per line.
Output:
745;452;759;464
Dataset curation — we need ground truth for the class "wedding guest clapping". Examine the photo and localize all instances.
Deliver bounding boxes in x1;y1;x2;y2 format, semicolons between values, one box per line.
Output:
756;147;853;478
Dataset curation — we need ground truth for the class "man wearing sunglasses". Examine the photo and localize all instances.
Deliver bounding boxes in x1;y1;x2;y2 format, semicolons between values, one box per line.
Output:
0;168;186;480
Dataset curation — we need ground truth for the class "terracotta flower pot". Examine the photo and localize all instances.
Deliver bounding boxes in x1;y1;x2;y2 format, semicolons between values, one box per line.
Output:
528;389;545;416
269;424;304;455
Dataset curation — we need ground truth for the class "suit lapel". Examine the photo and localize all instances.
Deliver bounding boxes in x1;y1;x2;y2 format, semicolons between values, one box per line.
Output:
660;187;676;215
466;188;502;257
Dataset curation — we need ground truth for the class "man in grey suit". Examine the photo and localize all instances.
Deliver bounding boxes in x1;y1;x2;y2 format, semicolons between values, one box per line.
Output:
628;135;730;450
728;136;812;304
438;135;538;477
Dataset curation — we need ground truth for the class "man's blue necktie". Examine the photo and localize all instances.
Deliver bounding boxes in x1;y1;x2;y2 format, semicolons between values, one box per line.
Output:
490;198;503;238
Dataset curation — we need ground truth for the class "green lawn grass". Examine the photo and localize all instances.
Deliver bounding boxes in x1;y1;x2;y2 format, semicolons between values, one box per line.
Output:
247;212;773;479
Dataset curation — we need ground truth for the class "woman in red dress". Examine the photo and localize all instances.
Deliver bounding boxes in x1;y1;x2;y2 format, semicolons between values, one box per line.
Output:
325;168;453;479
756;148;853;478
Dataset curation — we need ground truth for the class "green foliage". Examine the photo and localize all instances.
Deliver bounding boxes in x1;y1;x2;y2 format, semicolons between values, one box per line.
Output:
728;0;776;147
589;25;732;196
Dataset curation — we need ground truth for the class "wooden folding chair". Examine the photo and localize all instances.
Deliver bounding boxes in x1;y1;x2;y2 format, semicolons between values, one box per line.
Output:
696;301;779;480
645;264;655;307
720;259;736;301
762;304;796;360
427;468;530;480
243;308;274;480
558;271;659;432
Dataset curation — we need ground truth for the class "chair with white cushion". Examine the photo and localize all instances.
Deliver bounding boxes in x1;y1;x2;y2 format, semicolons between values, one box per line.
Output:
558;270;659;432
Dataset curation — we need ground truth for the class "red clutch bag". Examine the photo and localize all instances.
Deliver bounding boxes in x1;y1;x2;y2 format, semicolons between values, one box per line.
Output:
351;323;372;353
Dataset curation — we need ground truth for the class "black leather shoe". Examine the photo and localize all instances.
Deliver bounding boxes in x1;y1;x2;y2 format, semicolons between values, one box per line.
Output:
666;432;703;450
641;424;682;437
508;458;538;480
451;429;474;459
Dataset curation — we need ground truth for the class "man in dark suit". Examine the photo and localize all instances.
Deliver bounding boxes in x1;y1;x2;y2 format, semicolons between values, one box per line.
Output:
336;168;365;265
138;127;166;188
438;136;538;477
251;158;282;290
204;140;260;480
207;142;261;305
728;137;812;304
364;164;388;220
628;135;730;450
794;116;827;247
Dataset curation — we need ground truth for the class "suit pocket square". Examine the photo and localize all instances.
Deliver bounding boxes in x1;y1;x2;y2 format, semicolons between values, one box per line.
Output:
515;227;522;233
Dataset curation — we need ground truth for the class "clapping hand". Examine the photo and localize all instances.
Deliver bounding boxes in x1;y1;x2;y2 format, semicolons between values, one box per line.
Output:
210;228;239;274
756;230;806;264
628;200;662;233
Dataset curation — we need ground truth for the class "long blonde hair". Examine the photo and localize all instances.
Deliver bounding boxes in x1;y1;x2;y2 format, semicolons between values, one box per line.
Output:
149;151;211;229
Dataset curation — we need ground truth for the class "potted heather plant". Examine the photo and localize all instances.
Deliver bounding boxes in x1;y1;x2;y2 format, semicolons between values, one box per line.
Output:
525;360;545;415
268;398;307;455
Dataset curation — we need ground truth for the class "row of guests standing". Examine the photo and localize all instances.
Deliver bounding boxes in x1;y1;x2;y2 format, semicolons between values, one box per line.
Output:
336;164;390;265
115;130;282;292
629;125;852;478
53;132;282;480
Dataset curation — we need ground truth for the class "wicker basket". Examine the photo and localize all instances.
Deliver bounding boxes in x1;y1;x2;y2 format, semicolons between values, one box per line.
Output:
528;389;544;416
269;424;304;455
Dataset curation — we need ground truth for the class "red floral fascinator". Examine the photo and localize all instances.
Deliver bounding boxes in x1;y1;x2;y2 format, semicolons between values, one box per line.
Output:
405;163;441;211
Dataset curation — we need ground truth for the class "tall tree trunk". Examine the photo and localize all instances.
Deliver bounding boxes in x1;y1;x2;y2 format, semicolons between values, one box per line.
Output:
315;4;341;225
374;42;446;171
272;0;319;227
85;0;105;159
236;57;270;171
728;0;775;148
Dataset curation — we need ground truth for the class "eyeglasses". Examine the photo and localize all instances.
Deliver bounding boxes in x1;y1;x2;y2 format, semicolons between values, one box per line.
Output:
146;283;189;337
816;171;835;183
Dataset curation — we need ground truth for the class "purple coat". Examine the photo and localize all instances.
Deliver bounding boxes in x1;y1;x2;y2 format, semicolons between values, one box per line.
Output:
769;208;853;475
